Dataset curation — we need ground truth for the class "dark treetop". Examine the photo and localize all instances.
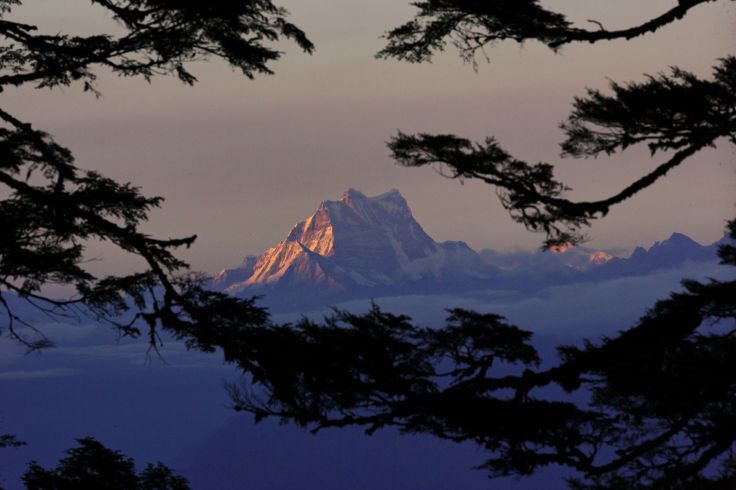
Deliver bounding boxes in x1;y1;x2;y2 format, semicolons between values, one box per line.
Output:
22;437;190;490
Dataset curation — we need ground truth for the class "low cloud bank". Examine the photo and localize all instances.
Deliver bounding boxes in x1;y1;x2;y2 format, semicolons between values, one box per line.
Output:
286;261;734;338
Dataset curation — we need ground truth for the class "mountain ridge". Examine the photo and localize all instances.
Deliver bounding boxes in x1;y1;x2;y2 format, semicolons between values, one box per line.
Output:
211;189;726;310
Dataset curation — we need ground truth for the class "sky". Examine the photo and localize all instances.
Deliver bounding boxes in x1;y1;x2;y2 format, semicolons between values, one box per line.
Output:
2;0;735;275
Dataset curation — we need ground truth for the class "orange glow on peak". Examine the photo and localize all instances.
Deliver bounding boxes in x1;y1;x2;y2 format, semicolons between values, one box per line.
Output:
549;243;573;253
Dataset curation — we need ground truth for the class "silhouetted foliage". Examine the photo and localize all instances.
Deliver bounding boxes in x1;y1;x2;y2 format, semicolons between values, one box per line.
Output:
0;434;23;448
223;3;736;489
0;0;309;349
378;0;728;63
389;57;736;247
227;221;736;489
0;5;305;481
0;428;24;489
22;437;190;490
0;0;313;91
2;2;734;489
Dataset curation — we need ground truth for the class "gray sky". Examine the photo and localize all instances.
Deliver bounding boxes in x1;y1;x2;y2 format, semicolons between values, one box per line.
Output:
3;0;735;274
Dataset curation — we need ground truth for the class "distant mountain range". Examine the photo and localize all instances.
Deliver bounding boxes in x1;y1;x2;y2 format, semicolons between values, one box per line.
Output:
211;189;726;311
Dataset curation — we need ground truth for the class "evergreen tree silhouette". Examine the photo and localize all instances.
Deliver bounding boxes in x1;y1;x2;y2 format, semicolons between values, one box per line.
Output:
224;3;736;487
22;437;190;490
1;2;734;488
0;0;311;349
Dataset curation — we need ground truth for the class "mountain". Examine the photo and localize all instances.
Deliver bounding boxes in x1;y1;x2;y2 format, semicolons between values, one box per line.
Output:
212;189;726;311
480;243;614;273
212;189;493;306
594;232;720;277
482;232;723;288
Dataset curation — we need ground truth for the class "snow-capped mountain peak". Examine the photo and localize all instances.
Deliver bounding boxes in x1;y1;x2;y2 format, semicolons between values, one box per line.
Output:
216;189;491;297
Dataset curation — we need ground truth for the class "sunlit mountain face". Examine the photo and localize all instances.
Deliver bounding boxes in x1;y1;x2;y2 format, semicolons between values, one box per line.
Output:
211;189;724;311
212;189;492;298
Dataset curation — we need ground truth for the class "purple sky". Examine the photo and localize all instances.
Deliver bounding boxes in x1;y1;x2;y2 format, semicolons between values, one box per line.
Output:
3;0;735;275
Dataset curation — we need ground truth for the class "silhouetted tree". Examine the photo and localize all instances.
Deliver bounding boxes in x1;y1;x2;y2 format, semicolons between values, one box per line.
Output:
0;434;23;449
0;0;311;349
22;437;190;490
0;429;24;489
2;2;734;489
389;57;736;248
377;0;727;64
379;1;736;247
0;3;307;475
225;222;735;488
221;3;736;488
